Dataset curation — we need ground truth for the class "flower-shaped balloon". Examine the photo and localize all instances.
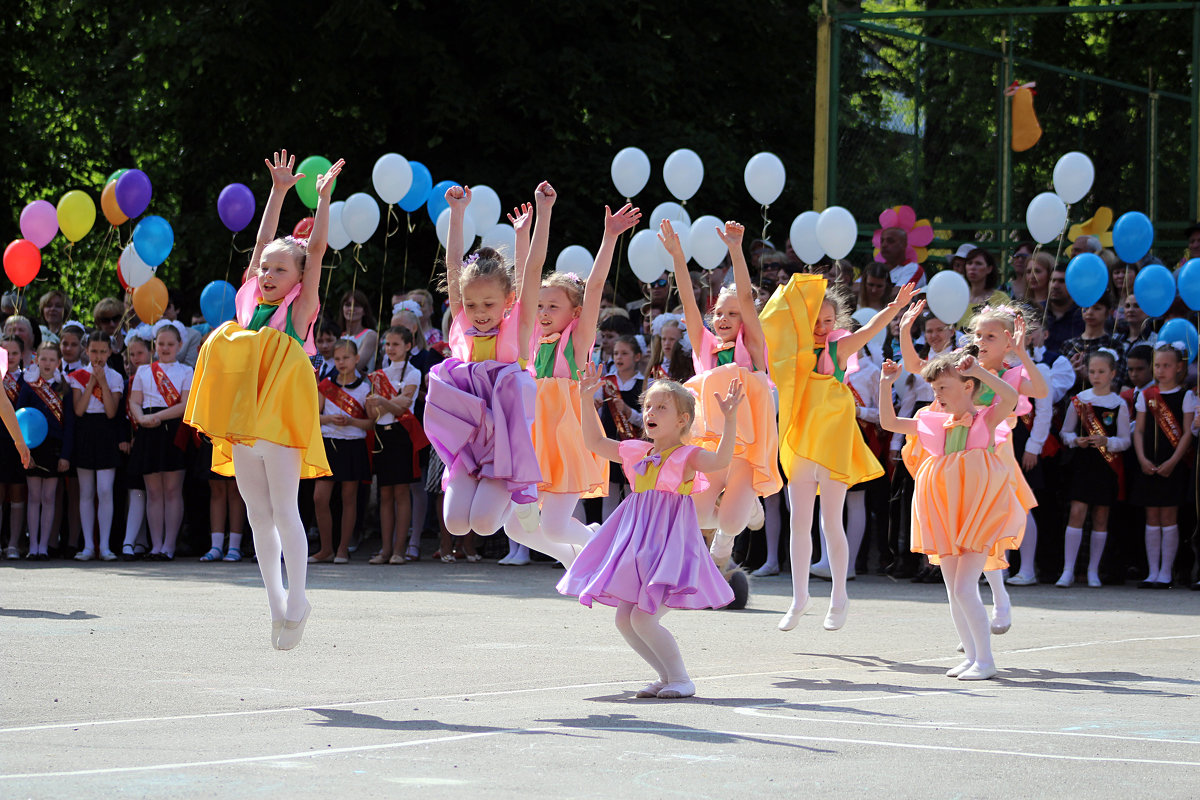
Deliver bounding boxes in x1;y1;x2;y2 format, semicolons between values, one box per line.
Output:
873;205;935;264
1066;206;1113;248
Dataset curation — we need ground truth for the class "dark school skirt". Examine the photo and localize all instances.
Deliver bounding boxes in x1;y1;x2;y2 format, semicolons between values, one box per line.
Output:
129;408;188;474
373;422;419;487
319;436;372;483
73;412;122;471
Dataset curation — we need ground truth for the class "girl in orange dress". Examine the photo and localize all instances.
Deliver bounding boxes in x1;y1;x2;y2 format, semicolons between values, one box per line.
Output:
659;219;781;568
880;352;1022;681
505;203;641;567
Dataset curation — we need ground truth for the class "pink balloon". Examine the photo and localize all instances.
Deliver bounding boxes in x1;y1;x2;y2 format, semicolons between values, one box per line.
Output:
19;200;58;249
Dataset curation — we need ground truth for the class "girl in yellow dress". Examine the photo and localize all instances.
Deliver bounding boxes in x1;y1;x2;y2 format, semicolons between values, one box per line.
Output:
761;274;917;632
185;150;341;650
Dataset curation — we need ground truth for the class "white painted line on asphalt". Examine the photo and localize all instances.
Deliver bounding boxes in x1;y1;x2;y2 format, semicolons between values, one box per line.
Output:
1002;633;1200;655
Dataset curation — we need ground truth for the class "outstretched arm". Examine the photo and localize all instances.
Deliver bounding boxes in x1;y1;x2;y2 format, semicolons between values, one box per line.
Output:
716;221;767;372
250;150;304;279
838;282;918;363
690;379;745;474
294;158;344;335
579;363;622;463
898;298;927;375
576;204;641;367
528;181;556;279
971;354;1019;430
878;360;918;436
444;185;473;318
1008;316;1049;399
659;219;705;352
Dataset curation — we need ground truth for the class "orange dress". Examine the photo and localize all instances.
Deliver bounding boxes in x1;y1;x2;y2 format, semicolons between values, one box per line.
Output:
909;408;1024;559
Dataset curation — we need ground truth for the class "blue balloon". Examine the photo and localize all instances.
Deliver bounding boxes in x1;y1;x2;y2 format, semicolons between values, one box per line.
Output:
398;161;432;213
200;280;237;327
1179;258;1200;311
1112;211;1154;263
1065;253;1107;308
16;408;47;449
1133;263;1176;318
426;180;458;225
131;215;174;267
1159;318;1199;363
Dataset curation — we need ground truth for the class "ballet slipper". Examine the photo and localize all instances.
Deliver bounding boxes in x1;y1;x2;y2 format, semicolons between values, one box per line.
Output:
823;601;849;631
990;607;1012;635
778;597;812;631
635;681;665;699
1055;572;1074;588
656;680;696;699
809;562;833;580
276;604;311;651
271;619;285;650
751;562;779;577
957;663;998;681
946;659;973;678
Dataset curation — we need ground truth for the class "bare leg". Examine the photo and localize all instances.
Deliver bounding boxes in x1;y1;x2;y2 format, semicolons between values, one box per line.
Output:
336;481;357;559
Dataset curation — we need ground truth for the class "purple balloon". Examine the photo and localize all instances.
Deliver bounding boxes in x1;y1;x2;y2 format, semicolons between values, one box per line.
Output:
19;200;58;249
115;169;152;219
217;183;256;232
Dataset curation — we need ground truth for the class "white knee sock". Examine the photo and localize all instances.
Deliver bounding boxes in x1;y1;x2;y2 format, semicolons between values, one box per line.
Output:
1087;530;1107;582
1144;525;1162;581
1061;526;1083;580
229;532;243;551
210;532;225;550
1159;525;1179;584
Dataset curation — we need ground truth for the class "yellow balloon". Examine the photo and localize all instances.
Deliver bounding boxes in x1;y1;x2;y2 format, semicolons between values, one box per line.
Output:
57;190;97;242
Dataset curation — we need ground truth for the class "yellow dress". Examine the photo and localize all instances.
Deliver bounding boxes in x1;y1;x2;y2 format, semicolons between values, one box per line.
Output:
184;303;330;479
529;327;607;497
761;274;884;486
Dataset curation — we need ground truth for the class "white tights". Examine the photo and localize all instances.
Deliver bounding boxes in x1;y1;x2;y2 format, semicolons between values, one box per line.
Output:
444;472;513;536
814;489;865;576
614;601;688;685
940;552;994;672
502;492;582;566
77;468;116;554
759;491;783;568
122;489;147;551
25;477;57;556
143;470;184;556
786;457;849;612
232;441;309;621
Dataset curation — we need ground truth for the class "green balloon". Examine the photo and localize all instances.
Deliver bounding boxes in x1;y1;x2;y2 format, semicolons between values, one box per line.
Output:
106;168;128;186
295;155;333;210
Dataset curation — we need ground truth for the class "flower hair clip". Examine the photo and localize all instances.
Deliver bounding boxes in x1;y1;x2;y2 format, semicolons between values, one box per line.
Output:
284;235;309;250
563;272;585;285
463;253;480;267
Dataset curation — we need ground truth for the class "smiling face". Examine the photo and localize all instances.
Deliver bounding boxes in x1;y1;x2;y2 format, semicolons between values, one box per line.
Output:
972;318;1010;370
537;286;580;337
59;332;82;365
382;332;411;365
641;388;689;444
154;329;180;363
924;317;953;353
930;373;975;416
341;296;364;327
813;301;838;345
258;249;302;304
710;293;743;344
1123;295;1147;333
461;276;513;333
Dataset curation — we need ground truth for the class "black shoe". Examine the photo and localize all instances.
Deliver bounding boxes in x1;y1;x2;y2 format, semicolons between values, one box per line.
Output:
1139;580;1157;589
725;569;750;610
922;566;943;584
1153;581;1171;589
1190;581;1200;591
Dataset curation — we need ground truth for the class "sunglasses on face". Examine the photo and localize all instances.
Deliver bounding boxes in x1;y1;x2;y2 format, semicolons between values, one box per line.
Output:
650;278;668;288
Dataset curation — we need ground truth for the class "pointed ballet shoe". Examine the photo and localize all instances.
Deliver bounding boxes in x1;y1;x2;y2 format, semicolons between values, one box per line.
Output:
778;597;813;631
958;663;998;681
1055;573;1074;588
635;681;665;699
333;555;350;564
823;602;849;631
946;659;973;678
276;604;311;651
271;619;285;650
656;680;695;699
809;562;833;581
751;563;779;577
990;608;1012;635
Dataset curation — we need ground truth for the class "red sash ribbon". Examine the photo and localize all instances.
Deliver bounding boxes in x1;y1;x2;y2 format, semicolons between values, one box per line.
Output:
70;368;103;400
3;373;18;404
151;363;182;407
602;375;638;440
318;379;368;419
1021;402;1060;458
848;383;886;459
1072;397;1125;499
368;370;398;400
30;378;64;425
1143;387;1182;448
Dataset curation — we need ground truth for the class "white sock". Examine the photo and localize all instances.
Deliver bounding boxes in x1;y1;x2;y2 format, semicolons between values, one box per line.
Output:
210;532;224;550
1159;525;1179;584
1144;525;1162;581
1061;526;1083;580
1087;530;1107;581
228;532;243;551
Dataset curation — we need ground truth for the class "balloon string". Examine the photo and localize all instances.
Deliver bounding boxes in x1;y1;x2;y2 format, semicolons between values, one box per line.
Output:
378;205;399;335
1041;203;1071;329
321;250;337;315
224;233;236;289
759;204;772;285
93;226;116;300
402;213;410;298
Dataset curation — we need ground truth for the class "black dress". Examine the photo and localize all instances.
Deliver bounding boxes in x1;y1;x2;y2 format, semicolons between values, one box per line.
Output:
1066;393;1127;506
1135;387;1192;507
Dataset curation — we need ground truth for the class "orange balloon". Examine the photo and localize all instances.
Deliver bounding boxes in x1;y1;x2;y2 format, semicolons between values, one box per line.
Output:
101;180;128;227
133;277;168;324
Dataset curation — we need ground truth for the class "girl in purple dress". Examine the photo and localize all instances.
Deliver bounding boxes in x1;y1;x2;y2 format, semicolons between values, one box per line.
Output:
558;364;743;700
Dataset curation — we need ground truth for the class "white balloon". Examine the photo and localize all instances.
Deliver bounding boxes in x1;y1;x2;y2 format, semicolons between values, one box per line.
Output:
611;147;651;198
371;153;413;205
342;193;381;244
688;215;727;270
556;245;594;278
1052;151;1095;204
925;270;970;325
480;222;516;254
744;152;786;205
628;229;667;283
119;243;155;289
662;148;704;202
789;211;824;264
466;185;502;238
1025;191;1068;244
435;208;476;252
649;201;692;231
851;307;886;359
815;206;857;260
327;201;352;251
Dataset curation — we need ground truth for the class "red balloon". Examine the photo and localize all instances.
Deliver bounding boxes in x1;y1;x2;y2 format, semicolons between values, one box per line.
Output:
4;239;41;287
293;217;315;239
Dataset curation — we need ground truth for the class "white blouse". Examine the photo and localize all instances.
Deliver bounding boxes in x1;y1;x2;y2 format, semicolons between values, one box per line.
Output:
1060;388;1132;453
131;362;193;409
67;365;124;414
321;379;371;440
373;363;421;426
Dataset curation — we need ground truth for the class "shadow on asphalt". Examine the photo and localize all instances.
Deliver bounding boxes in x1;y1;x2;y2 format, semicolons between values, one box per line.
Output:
536;711;835;751
0;607;98;620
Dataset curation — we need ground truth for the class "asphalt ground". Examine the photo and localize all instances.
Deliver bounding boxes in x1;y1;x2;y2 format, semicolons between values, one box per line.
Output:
2;558;1199;798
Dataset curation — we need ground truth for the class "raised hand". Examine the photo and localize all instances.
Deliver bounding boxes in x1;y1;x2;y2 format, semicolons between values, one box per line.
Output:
956;354;979;375
890;281;919;310
264;149;303;191
880;359;902;382
535;181;556;210
1011;315;1027;352
715;221;745;248
657;219;685;259
900;298;927;329
508;202;533;235
315;158;345;201
446;184;472;211
605;203;641;237
579;362;603;396
715;378;745;416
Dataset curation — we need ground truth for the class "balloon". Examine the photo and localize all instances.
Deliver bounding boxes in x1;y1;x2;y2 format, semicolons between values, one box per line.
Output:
3;240;41;287
19;200;58;248
556;245;594;278
628;229;666;283
101;181;127;227
295;156;333;210
1064;253;1108;308
57;190;96;242
815;206;857;260
434;208;476;251
399;161;432;213
466;185;502;237
480;223;516;254
133;277;169;325
1178;258;1200;311
200;280;238;326
106;168;128;186
327;201;351;251
1053;151;1095;204
924;270;970;325
292;217;314;239
851;307;886;356
15;408;47;449
371;153;413;205
662;148;704;202
217;183;255;232
115;169;152;218
1025;192;1068;244
342;193;381;244
611;147;651;198
1133;263;1176;318
743;152;785;205
1112;211;1154;263
426;180;459;226
649;201;691;232
688;215;727;270
131;215;174;267
789;211;824;264
118;243;155;289
1159;318;1199;363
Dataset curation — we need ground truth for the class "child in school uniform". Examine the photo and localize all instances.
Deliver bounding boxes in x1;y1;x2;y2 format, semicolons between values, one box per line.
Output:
67;330;123;561
18;342;73;560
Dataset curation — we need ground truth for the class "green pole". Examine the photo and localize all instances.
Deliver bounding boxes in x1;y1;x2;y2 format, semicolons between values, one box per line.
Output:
829;16;841;207
1001;21;1013;269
